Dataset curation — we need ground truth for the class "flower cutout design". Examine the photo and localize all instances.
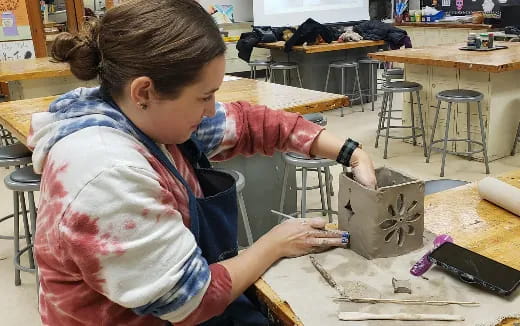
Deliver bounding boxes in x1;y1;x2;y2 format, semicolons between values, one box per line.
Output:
378;193;421;247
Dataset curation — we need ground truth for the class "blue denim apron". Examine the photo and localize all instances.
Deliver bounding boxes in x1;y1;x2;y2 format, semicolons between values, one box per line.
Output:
122;116;267;325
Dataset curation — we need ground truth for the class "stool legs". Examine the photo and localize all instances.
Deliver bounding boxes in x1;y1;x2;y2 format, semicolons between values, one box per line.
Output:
20;192;35;270
440;102;453;177
13;191;20;286
477;101;490;174
317;168;326;216
427;99;442;163
355;66;365;112
340;68;345;117
237;191;254;246
383;92;394;159
324;167;333;223
279;164;289;216
283;69;288;86
375;92;389;148
28;191;39;293
416;91;428;157
300;168;308;218
324;66;331;92
296;67;303;88
512;122;520;156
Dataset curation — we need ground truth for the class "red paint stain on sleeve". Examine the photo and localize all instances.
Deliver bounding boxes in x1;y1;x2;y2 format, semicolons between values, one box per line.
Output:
124;220;136;230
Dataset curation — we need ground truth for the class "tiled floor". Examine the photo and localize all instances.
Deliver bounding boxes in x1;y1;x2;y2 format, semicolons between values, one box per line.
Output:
0;97;519;325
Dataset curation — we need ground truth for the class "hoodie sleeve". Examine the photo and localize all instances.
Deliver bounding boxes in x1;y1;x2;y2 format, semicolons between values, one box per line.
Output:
58;164;231;324
194;101;324;161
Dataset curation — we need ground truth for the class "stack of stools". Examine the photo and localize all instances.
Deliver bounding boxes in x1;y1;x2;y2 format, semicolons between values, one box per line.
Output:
358;58;380;112
426;89;490;177
325;61;365;116
512;122;520;156
375;81;427;159
0;142;40;289
248;60;271;81
279;113;337;222
269;62;303;87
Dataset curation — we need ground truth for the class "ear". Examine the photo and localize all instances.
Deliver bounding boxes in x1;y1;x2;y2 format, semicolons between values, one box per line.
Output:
129;77;154;106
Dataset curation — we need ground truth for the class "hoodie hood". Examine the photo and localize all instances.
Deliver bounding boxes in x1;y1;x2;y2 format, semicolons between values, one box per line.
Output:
28;87;137;173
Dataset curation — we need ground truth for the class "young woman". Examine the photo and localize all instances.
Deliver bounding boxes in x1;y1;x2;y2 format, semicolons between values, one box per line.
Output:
29;0;376;325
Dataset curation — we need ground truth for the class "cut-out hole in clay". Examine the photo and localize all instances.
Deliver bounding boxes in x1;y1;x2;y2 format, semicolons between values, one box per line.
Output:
407;200;418;213
407;224;415;235
397;194;405;215
397;227;405;247
379;219;397;230
406;213;422;223
388;205;396;217
344;201;354;222
385;229;396;242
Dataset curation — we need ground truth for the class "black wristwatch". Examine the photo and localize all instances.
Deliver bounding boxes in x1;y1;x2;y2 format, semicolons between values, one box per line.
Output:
336;138;361;167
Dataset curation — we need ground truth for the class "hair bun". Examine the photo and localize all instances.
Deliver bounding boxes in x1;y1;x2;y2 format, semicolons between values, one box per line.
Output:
51;20;101;81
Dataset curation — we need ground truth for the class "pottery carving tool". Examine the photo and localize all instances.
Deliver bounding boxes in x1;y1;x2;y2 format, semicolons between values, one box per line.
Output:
338;312;464;321
309;255;348;298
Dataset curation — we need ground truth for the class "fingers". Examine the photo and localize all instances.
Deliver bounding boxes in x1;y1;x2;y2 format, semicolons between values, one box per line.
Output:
307;229;349;238
304;217;327;229
306;237;349;247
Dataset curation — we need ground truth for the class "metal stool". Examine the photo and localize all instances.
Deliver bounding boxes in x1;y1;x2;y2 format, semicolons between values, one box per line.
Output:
358;58;380;112
0;124;16;146
269;62;303;87
375;81;427;159
325;61;365;116
220;169;254;246
4;166;40;288
383;67;404;82
512;122;520;156
279;153;337;222
0;143;32;241
426;89;490;177
248;60;271;81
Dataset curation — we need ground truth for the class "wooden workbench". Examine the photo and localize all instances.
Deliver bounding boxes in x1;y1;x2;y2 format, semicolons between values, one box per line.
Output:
257;40;385;54
253;169;520;326
396;22;492;30
369;43;520;162
0;78;348;145
0;57;96;100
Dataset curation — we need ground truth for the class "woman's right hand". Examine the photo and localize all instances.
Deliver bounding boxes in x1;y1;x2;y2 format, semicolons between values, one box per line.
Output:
259;217;349;259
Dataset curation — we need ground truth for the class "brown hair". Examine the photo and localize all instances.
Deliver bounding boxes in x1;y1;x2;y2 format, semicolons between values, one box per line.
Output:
51;0;226;99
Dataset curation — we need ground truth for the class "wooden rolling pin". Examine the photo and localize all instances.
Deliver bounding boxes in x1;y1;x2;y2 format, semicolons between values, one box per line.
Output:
338;312;464;321
478;177;520;217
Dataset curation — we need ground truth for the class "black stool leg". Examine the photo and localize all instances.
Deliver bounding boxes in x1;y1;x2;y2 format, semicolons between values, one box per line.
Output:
440;102;453;177
410;92;417;146
416;91;428;157
383;92;394;159
13;191;21;286
427;100;442;163
477;101;490;174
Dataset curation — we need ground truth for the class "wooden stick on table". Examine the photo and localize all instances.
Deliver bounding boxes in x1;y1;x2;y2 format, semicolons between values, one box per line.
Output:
338;312;465;321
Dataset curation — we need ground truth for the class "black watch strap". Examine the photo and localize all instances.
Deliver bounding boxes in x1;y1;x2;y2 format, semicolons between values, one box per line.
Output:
336;138;360;167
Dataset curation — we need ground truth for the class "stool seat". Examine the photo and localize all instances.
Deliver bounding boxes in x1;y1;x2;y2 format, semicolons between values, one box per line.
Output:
385;68;404;75
303;113;327;126
248;60;271;67
4;166;41;191
0;142;31;159
436;89;484;102
383;81;422;92
270;62;298;69
329;61;358;69
358;58;380;64
225;169;245;192
284;152;337;169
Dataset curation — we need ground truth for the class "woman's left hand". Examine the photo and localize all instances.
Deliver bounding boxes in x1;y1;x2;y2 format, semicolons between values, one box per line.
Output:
349;148;377;189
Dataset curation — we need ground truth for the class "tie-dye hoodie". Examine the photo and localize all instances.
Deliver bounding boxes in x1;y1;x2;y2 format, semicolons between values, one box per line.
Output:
27;87;323;326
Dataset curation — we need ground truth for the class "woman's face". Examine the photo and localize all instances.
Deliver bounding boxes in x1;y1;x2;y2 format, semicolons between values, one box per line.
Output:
136;55;226;144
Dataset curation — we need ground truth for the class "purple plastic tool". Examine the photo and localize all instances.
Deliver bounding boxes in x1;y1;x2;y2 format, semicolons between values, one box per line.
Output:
410;234;453;276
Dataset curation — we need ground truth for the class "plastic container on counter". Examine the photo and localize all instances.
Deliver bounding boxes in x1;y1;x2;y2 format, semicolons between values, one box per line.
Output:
480;33;489;48
488;33;494;48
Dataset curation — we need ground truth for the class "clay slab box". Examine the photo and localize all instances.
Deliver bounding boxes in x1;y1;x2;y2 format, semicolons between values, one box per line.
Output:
338;167;425;259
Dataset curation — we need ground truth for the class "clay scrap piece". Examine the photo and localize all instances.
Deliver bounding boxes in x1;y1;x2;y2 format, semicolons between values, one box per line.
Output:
338;167;425;259
392;277;412;294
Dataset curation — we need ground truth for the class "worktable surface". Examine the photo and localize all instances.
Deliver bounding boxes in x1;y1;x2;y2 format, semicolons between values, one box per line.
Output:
369;42;520;73
396;22;492;29
257;40;385;54
0;57;72;82
0;78;348;145
254;169;520;326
